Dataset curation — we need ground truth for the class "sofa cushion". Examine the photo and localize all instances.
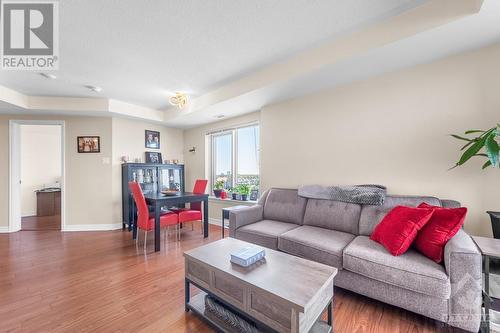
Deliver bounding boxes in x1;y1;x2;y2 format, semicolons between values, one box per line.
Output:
303;199;361;234
370;206;434;256
263;188;307;224
414;203;467;263
278;226;355;269
235;219;300;250
343;236;450;299
358;195;442;236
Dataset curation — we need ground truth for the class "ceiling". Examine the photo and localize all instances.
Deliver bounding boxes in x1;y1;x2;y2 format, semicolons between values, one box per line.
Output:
1;0;498;128
0;0;426;109
167;0;500;127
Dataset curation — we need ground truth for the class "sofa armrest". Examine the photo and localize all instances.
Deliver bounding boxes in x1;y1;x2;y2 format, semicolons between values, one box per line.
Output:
444;229;482;332
229;205;263;237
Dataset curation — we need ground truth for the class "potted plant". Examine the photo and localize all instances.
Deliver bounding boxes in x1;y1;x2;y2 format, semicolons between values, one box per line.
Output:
213;177;226;198
451;124;499;236
451;124;499;170
237;184;252;201
229;188;239;200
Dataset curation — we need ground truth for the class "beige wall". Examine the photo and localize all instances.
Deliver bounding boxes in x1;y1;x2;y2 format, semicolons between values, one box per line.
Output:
111;117;184;223
260;43;500;236
20;125;62;217
65;117;113;227
2;44;499;236
1;115;184;229
0;115;113;228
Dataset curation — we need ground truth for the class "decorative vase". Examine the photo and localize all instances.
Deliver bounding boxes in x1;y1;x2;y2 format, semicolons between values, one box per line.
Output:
220;191;227;199
213;189;222;198
241;194;248;201
488;211;500;239
231;193;238;200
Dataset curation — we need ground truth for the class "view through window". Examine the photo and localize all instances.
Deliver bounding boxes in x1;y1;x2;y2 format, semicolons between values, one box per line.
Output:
210;124;260;197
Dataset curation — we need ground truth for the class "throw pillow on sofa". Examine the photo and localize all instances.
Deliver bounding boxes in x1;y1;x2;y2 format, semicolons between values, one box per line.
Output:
370;205;434;256
414;202;467;263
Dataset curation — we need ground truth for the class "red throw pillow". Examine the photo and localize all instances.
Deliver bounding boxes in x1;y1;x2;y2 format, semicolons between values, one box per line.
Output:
370;206;434;256
414;202;467;263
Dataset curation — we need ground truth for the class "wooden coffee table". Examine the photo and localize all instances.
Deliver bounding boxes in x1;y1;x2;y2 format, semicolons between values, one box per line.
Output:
184;238;337;333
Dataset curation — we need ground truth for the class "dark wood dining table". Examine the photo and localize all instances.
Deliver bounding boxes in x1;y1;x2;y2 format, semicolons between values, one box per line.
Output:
143;192;209;252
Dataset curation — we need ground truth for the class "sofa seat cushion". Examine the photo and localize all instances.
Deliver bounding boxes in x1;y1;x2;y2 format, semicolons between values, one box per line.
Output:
278;226;355;269
235;220;300;250
343;236;450;299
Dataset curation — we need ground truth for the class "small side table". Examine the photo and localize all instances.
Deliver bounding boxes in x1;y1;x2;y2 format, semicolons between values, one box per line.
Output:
472;236;500;333
221;205;249;238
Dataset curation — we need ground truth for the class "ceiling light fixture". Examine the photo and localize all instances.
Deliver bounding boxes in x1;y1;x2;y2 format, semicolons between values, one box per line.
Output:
214;114;225;119
169;92;188;109
40;73;56;79
85;85;102;93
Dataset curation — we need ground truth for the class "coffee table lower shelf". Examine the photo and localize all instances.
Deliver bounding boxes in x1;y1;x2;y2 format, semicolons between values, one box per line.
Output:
186;291;332;333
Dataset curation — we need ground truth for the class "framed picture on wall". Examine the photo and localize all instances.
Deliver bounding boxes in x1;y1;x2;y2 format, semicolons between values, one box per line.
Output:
145;151;162;164
145;130;160;149
77;136;100;153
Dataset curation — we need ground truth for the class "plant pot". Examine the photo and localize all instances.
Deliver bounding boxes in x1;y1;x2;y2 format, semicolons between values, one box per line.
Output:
213;189;222;198
231;193;238;200
241;194;248;201
488;211;500;239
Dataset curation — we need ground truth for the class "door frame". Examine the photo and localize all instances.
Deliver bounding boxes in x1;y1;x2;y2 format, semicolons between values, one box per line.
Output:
9;120;66;232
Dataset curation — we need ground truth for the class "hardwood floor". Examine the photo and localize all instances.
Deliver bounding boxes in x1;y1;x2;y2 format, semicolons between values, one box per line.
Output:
0;224;465;333
21;215;61;231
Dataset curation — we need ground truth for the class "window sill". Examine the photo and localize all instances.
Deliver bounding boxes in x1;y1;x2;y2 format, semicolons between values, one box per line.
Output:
208;196;257;204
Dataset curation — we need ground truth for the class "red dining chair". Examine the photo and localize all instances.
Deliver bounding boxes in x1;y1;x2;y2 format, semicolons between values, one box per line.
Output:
172;179;208;234
128;182;179;250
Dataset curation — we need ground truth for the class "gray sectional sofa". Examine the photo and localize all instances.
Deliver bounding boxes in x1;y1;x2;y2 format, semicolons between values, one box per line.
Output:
229;188;482;332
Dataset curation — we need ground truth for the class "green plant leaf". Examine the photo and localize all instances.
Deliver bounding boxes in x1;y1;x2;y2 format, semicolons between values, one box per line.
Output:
460;139;477;151
485;131;500;168
482;160;492;169
464;129;485;134
451;134;473;142
456;135;488;166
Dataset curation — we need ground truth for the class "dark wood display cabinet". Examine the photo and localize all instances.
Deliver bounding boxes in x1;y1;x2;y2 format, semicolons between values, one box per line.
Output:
121;163;185;230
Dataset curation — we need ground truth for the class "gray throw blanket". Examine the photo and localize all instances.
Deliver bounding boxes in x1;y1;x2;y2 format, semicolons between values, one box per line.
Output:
298;184;387;206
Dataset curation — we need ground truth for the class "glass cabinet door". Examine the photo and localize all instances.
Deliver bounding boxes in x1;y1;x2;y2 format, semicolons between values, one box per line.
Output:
159;167;182;191
131;166;157;193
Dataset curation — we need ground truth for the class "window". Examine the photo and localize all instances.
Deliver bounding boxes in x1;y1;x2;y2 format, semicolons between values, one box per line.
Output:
210;123;260;194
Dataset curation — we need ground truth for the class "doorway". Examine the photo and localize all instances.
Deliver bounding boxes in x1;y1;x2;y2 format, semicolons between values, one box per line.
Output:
9;120;65;232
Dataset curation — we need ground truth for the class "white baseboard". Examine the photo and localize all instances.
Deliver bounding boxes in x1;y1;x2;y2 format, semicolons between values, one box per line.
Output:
62;223;123;232
0;226;12;233
209;218;221;226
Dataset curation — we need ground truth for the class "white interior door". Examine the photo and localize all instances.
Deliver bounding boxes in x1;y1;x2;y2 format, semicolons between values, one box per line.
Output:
9;121;22;232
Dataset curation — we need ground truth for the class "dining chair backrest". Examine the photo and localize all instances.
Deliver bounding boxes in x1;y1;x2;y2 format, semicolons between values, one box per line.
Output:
128;182;149;230
191;179;208;211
